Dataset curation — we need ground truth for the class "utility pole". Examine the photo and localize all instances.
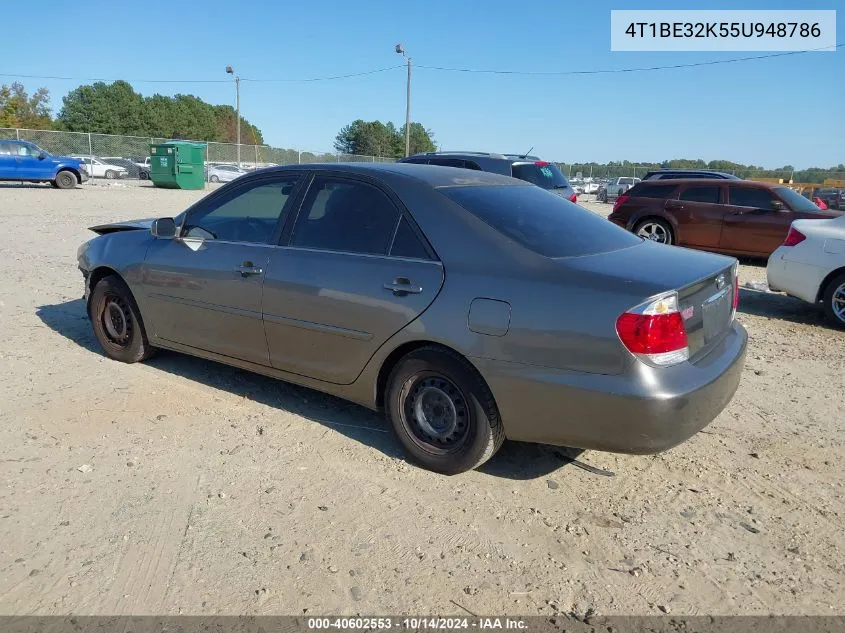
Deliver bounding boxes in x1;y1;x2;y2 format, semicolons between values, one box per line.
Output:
226;65;241;168
396;44;411;157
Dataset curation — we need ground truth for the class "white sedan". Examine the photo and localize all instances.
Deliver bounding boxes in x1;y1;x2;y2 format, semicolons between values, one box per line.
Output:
207;164;247;183
72;157;129;179
767;214;845;328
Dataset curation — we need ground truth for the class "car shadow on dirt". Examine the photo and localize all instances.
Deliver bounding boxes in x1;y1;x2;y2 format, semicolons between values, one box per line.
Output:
738;287;827;327
36;298;579;480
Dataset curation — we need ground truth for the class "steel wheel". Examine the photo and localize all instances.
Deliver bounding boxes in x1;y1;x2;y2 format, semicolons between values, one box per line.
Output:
833;283;845;322
100;292;133;349
401;373;470;454
636;220;673;244
105;170;116;180
55;170;76;189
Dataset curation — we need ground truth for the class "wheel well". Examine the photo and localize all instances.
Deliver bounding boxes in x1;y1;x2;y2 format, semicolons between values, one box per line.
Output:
817;266;845;303
85;266;122;310
57;167;81;182
633;215;676;237
375;341;477;409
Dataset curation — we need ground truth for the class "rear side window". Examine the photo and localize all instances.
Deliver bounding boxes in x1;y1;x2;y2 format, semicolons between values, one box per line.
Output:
440;185;641;258
510;162;570;190
728;186;777;210
390;216;431;260
630;183;678;199
680;185;721;203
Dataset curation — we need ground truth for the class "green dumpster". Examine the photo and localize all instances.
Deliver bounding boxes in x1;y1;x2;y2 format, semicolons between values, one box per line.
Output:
149;141;206;190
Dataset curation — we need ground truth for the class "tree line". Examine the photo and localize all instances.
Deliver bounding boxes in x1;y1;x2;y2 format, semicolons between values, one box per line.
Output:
2;81;842;182
1;80;262;144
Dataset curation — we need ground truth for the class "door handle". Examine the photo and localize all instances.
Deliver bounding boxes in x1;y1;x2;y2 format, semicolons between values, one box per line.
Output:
384;277;422;296
235;262;263;277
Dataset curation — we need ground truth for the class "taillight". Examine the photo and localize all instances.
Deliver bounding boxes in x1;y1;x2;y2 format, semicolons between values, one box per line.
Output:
569;193;578;203
534;161;550;166
783;226;806;246
613;194;630;212
616;293;689;367
731;263;739;320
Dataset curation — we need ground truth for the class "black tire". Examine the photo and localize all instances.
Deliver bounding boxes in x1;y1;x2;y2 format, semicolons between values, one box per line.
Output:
210;174;219;183
822;272;845;329
54;170;77;189
385;346;504;475
634;217;674;245
89;275;155;363
139;171;149;180
105;170;116;180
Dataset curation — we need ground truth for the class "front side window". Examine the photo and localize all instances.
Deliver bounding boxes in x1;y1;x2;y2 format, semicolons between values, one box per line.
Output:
183;177;299;243
728;186;777;210
290;177;400;255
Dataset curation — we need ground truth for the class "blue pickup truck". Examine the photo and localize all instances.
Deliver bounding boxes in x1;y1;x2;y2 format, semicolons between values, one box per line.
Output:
0;139;89;189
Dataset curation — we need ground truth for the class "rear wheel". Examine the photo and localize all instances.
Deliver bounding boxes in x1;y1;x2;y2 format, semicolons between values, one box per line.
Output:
54;170;77;189
210;174;219;183
385;346;504;475
89;275;155;363
635;218;674;245
822;272;845;329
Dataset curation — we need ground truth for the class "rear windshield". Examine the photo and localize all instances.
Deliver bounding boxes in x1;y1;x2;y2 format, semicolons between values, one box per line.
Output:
440;185;642;258
510;162;570;190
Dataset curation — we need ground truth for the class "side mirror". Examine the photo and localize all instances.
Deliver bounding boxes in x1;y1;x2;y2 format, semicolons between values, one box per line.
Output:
151;217;177;238
771;200;786;211
37;152;46;160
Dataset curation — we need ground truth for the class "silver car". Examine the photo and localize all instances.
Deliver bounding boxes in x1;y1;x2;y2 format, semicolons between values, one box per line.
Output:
77;163;747;474
207;163;247;183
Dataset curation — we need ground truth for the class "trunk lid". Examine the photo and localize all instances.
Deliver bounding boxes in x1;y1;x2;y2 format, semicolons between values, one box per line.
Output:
564;240;737;360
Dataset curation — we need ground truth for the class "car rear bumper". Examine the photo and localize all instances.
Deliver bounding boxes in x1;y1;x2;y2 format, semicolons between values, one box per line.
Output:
471;320;747;454
766;247;826;304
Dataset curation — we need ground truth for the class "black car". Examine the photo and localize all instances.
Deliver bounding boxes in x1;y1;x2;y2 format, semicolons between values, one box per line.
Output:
100;157;150;180
398;151;578;202
642;169;741;181
815;188;844;210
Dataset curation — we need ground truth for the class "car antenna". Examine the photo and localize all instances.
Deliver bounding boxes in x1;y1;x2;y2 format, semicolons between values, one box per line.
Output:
522;146;534;159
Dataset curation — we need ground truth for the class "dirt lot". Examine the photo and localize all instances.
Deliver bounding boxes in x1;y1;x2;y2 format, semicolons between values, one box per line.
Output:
1;180;843;617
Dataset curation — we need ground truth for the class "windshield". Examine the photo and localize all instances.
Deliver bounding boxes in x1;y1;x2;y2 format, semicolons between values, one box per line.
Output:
776;187;827;212
440;184;641;257
510;162;570;190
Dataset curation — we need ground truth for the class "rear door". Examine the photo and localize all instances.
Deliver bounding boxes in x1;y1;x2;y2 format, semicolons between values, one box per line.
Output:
673;182;727;248
142;173;303;365
262;173;444;384
720;185;795;255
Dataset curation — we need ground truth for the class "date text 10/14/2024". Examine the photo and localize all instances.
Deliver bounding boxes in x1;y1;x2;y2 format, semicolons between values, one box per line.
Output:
307;618;527;630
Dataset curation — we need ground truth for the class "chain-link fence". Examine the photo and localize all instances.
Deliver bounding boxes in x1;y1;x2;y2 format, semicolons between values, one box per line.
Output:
0;127;397;180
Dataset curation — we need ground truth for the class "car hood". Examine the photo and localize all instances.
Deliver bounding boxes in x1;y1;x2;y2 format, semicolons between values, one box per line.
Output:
89;218;155;235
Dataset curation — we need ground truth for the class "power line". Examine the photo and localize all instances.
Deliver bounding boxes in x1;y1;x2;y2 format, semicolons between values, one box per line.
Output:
417;44;843;76
1;44;839;85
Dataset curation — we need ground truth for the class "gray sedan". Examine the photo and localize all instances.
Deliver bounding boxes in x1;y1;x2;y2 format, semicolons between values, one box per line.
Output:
76;163;747;474
207;163;247;183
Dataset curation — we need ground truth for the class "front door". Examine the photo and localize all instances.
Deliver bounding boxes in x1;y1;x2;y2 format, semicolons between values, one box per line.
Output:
262;174;444;385
142;174;302;365
10;142;45;180
720;185;795;255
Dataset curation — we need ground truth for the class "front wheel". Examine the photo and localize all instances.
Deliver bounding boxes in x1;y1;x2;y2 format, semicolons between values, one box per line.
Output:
385;347;504;475
822;272;845;329
53;170;78;189
105;170;116;179
210;174;219;183
89;275;156;363
635;218;674;245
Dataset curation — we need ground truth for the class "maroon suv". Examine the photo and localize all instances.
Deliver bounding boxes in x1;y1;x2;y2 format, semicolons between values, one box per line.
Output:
608;179;843;258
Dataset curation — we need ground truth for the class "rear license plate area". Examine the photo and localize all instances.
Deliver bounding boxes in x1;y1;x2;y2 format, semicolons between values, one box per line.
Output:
702;286;731;343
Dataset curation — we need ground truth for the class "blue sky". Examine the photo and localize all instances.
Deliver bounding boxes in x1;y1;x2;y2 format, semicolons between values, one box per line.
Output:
2;0;842;168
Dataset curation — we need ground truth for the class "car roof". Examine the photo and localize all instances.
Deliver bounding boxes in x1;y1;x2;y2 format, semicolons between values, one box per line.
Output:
637;178;782;189
645;169;739;179
254;162;525;188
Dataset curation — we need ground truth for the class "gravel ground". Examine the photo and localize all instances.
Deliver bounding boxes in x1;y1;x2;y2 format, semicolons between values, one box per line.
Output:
0;181;843;617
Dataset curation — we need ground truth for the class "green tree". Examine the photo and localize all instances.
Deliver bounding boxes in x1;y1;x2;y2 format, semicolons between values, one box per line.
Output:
334;119;435;157
398;122;436;155
0;82;52;129
58;80;145;135
213;105;264;144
